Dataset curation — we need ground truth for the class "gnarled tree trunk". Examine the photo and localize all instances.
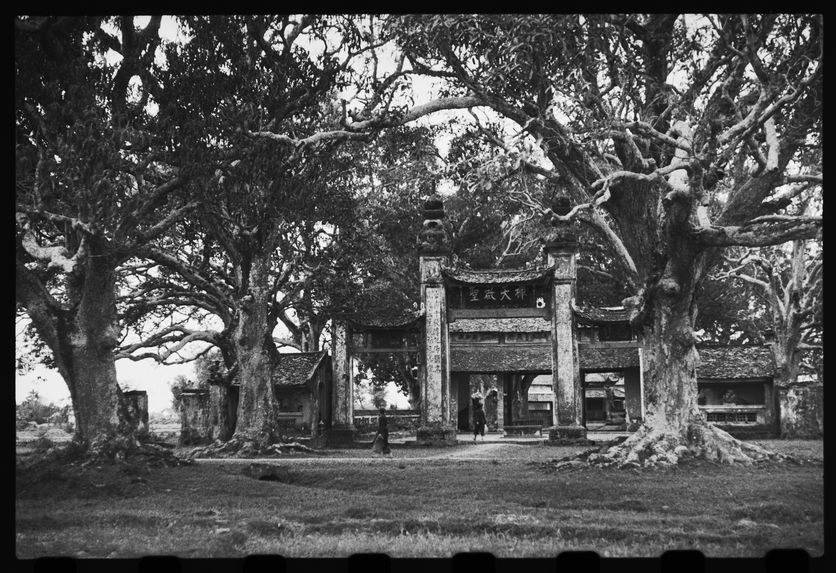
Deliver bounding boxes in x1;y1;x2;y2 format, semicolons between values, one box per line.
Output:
773;339;802;389
641;289;704;437
230;253;280;450
590;251;777;467
65;250;129;449
17;239;137;454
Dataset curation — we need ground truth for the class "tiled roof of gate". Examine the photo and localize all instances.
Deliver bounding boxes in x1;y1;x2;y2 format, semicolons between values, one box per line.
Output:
578;344;777;379
272;351;328;387
442;265;554;284
696;345;775;379
448;317;552;332
579;346;641;370
574;305;634;324
450;345;552;372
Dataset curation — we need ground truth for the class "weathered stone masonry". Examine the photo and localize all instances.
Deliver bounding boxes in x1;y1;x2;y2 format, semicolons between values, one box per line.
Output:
545;237;585;440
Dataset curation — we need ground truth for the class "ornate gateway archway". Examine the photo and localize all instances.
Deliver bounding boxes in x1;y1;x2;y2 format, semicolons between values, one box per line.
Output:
330;196;589;445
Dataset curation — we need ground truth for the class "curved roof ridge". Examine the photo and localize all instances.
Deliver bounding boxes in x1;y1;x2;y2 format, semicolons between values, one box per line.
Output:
441;264;554;284
573;304;634;324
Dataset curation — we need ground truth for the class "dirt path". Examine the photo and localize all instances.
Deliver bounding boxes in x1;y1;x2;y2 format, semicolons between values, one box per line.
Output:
191;442;552;465
424;441;509;460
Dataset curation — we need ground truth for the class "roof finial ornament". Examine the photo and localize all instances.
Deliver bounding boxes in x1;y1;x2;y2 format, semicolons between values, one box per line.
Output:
418;193;448;255
542;193;579;250
551;195;573;218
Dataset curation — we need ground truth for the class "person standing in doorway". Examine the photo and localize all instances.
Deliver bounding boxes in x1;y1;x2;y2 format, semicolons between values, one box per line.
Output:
372;407;391;455
473;401;487;441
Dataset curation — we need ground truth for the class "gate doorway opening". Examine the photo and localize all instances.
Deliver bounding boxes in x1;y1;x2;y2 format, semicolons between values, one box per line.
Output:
453;372;553;431
581;369;642;430
455;374;501;431
501;373;552;427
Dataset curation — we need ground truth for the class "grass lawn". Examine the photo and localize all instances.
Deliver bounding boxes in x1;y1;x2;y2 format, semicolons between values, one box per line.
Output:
15;440;823;558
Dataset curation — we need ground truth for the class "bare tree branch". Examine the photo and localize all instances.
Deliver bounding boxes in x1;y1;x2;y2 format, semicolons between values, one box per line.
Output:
693;216;821;247
116;325;221;363
19;229;88;273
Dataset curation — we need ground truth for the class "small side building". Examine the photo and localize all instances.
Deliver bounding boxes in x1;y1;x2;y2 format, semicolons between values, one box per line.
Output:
188;351;333;444
574;306;792;439
269;351;332;437
777;347;823;439
696;345;776;439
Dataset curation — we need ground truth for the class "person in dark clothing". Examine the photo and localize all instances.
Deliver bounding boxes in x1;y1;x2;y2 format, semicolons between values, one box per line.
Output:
372;407;391;455
473;401;487;441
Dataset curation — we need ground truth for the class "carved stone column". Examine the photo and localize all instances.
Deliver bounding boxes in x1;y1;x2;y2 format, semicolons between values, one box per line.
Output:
544;229;587;443
495;376;505;431
328;320;356;445
416;195;457;446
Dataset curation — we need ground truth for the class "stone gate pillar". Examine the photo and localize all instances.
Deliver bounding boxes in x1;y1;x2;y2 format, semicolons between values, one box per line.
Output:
208;383;234;441
545;229;586;443
416;195;457;446
495;378;505;431
328;320;357;445
179;389;211;445
122;389;150;439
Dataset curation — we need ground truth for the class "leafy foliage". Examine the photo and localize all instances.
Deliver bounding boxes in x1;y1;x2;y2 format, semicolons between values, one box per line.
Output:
695;272;769;344
355;352;420;408
16;391;61;426
15;16;201;447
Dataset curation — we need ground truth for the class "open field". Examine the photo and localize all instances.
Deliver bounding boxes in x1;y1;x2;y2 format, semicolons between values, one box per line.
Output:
16;420;180;448
15;439;823;559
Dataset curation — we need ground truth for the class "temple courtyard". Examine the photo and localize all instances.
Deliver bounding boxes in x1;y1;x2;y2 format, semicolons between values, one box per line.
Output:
15;439;822;559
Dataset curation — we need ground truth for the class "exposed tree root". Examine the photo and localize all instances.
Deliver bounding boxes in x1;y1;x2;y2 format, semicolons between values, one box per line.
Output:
83;440;190;468
18;436;190;471
552;422;790;470
185;437;319;459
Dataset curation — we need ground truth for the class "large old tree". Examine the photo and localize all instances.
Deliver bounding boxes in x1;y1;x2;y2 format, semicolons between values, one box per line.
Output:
117;155;358;447
15;17;195;455
112;15;427;451
113;15;526;450
372;14;822;465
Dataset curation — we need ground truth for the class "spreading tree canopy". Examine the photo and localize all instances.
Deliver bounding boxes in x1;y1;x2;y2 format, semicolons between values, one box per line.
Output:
374;14;822;465
15;16;195;454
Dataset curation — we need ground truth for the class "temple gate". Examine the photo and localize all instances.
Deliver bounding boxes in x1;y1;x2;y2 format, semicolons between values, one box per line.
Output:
330;195;589;445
